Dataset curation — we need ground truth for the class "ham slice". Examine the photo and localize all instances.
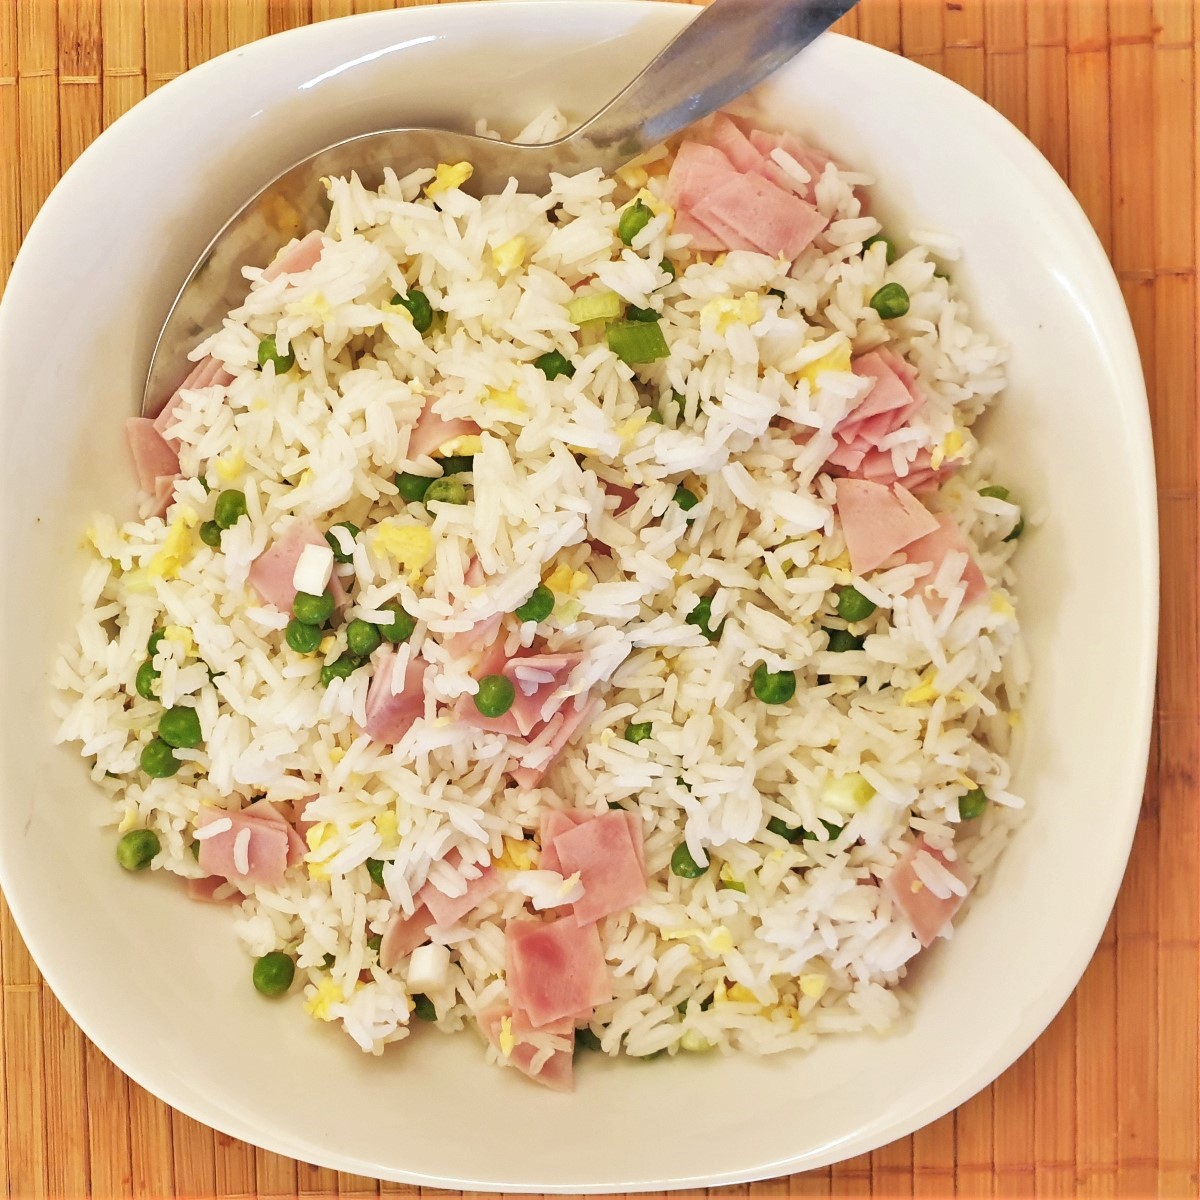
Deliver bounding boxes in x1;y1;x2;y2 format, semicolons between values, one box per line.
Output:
240;799;307;866
748;128;835;204
840;445;949;493
126;418;179;496
416;850;502;927
511;696;601;790
665;141;738;212
691;171;828;261
837;350;923;439
706;113;763;173
262;230;324;282
362;649;428;744
195;808;291;887
379;905;433;969
453;650;582;739
406;396;480;460
185;876;238;904
153;355;234;446
899;513;989;611
834;478;940;575
445;612;503;661
477;1004;575;1092
884;839;973;947
505;916;612;1028
248;520;348;612
537;809;591;875
551;810;647;925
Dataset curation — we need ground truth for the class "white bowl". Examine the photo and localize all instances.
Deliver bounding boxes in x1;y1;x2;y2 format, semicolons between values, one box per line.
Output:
0;1;1156;1190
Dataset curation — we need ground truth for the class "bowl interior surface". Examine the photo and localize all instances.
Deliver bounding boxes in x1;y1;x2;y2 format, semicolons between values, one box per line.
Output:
0;2;1155;1191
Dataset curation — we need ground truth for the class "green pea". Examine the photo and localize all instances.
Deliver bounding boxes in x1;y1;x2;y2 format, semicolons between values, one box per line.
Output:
1005;516;1025;542
959;787;989;821
474;674;515;718
199;520;223;548
116;829;160;872
424;477;468;505
646;408;664;425
395;472;434;502
390;289;434;334
836;585;877;622
325;522;360;563
135;659;160;701
411;993;437;1021
514;584;554;623
752;664;797;705
379;602;416;645
293;589;334;626
366;933;383;955
625;721;653;744
213;489;248;530
321;953;336;969
140;737;180;778
861;234;897;264
575;1027;603;1053
626;304;660;323
766;816;803;842
534;350;575;381
436;455;474;476
147;630;165;655
257;334;295;373
825;628;865;653
673;485;699;513
618;199;653;245
319;653;363;687
670;842;707;879
158;705;202;749
685;595;723;642
345;619;382;657
366;858;386;888
869;282;910;320
252;951;295;997
285;618;322;654
659;258;677;281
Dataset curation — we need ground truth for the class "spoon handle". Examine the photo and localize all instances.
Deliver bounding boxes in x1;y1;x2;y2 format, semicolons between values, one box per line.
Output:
567;0;858;162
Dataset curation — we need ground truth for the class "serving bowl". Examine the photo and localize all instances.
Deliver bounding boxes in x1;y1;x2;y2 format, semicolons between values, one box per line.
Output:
0;1;1155;1190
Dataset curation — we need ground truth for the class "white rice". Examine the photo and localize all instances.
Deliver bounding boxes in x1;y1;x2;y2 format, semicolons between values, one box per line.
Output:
53;108;1026;1074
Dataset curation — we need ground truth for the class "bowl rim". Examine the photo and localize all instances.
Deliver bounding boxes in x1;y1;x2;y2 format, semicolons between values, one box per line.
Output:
0;1;1158;1190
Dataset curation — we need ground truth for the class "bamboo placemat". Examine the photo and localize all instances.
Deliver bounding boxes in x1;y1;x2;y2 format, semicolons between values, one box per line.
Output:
1;0;1197;1195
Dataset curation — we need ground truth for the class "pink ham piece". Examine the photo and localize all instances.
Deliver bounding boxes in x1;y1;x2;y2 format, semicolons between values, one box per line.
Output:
884;839;974;947
505;916;612;1029
240;799;307;866
899;513;989;611
834;478;940;575
362;649;428;744
665;141;739;213
445;612;503;662
833;350;924;449
453;650;582;738
185;876;238;904
551;810;647;925
690;171;828;262
747;128;836;204
845;445;950;493
406;396;480;461
706;113;763;173
477;1004;575;1092
153;356;235;446
248;520;347;612
536;809;591;875
416;850;502;928
511;696;601;790
262;230;324;282
195;808;291;887
379;906;433;969
125;418;179;496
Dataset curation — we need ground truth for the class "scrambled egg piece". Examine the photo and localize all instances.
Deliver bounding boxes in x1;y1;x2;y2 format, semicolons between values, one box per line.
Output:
822;772;876;814
426;161;474;198
726;983;758;1005
616;163;648;190
701;293;762;333
680;1028;715;1052
117;808;138;834
902;668;939;705
498;1015;516;1058
668;551;689;574
374;811;399;849
990;591;1016;619
930;427;965;470
214;450;244;482
497;836;537;871
147;509;199;580
372;522;435;575
773;1001;802;1028
799;973;828;1000
633;187;673;223
163;625;193;656
718;862;746;893
285;291;331;321
491;236;526;276
437;434;483;457
662;925;734;955
544;562;589;597
305;822;338;881
796;341;852;388
484;387;528;416
304;977;344;1021
616;410;649;446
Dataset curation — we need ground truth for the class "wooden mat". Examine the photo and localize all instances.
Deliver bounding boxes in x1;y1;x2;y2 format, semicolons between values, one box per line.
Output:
2;0;1197;1195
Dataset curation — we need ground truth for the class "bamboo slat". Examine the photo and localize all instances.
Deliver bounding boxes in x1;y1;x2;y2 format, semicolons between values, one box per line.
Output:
1;2;1198;1197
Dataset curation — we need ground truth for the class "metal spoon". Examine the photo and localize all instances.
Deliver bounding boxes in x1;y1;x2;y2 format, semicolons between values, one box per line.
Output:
143;0;856;415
